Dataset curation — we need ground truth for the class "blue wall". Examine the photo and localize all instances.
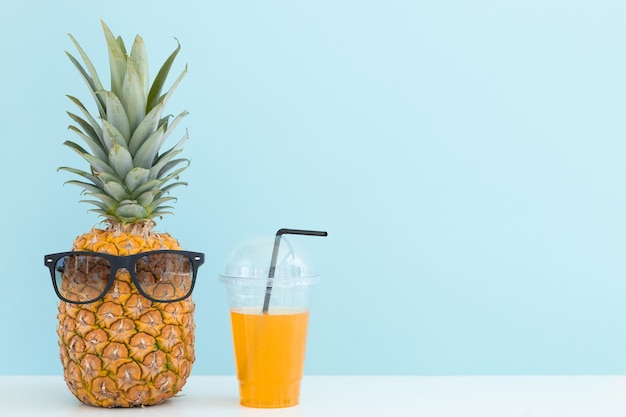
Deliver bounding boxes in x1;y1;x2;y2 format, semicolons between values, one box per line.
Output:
2;0;626;375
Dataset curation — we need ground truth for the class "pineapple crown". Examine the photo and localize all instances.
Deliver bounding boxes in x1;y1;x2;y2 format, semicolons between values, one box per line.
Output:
61;20;189;225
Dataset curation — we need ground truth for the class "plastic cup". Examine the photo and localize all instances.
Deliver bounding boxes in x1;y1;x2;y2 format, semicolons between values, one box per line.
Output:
219;233;322;408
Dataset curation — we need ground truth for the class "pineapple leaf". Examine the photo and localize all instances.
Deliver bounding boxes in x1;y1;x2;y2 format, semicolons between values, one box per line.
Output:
101;20;127;99
103;181;129;200
115;203;148;221
158;115;171;130
99;91;131;143
136;190;159;206
156;64;188;110
64;140;120;177
66;96;104;144
80;153;117;176
65;52;106;118
156;158;189;179
124;167;150;191
88;208;110;216
129;35;149;97
156;130;188;161
63;140;113;173
95;171;122;183
151;131;188;176
67;114;101;148
128;102;165;155
148;196;177;210
116;34;128;55
128;179;161;198
147;39;181;113
79;199;112;212
162;181;188;194
62;139;93;159
67;126;107;161
150;207;174;216
159;110;189;149
121;59;147;134
134;124;166;169
159;164;189;184
148;208;174;220
101;118;128;151
67;33;105;93
84;192;119;208
149;149;183;180
108;142;134;179
58;166;100;185
64;180;102;194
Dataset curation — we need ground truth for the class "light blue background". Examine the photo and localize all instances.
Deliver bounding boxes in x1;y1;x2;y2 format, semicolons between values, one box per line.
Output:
2;0;626;376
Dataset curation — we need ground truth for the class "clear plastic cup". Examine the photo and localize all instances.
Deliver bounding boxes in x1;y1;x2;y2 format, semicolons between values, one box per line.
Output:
219;234;321;408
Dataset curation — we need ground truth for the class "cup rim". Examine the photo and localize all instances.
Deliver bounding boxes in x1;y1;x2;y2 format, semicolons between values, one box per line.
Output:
219;274;320;286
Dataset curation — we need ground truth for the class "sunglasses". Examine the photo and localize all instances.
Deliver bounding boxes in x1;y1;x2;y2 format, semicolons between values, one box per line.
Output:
44;250;205;304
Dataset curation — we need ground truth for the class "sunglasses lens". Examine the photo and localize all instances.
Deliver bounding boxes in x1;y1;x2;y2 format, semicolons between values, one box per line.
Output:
54;254;111;303
135;253;194;301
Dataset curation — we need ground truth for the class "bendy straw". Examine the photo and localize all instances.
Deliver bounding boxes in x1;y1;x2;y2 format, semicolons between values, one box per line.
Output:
262;228;327;313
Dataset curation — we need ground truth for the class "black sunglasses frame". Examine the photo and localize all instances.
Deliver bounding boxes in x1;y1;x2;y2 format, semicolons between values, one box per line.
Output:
44;250;205;304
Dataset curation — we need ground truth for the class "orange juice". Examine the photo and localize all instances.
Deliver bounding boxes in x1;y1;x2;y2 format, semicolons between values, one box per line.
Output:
230;307;310;408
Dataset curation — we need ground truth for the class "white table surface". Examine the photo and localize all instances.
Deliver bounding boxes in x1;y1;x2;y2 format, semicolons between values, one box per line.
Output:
1;375;625;416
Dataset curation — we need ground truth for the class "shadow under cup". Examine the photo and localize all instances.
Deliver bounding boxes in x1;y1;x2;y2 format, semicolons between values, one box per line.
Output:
219;274;319;408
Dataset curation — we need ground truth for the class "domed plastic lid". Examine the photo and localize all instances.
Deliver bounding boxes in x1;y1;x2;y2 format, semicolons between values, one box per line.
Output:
222;234;318;279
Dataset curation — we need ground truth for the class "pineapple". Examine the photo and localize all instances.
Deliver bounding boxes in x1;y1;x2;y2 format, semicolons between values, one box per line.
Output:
56;21;195;407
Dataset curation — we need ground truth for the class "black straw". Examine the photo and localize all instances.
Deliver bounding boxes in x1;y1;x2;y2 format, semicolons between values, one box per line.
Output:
262;228;328;313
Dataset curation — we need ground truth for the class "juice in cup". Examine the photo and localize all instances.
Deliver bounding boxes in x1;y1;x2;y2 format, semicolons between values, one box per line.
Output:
219;229;327;408
231;307;309;408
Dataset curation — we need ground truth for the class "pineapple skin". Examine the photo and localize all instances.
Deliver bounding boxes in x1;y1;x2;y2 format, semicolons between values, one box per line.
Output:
57;225;195;407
